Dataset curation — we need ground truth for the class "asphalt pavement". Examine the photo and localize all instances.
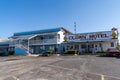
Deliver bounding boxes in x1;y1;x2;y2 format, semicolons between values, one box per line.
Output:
0;55;120;80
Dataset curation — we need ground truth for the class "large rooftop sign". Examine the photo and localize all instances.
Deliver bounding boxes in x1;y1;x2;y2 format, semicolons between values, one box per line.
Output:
65;31;117;42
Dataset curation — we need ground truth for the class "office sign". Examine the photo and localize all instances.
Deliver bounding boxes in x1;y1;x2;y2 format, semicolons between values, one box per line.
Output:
66;31;115;42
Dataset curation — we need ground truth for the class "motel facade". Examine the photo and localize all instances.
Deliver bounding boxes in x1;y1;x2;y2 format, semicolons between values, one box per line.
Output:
0;27;119;55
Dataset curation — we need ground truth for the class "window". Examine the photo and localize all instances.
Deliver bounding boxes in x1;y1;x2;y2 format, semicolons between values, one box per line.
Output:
70;45;74;49
75;45;79;49
91;44;94;48
81;44;86;48
40;36;44;40
99;43;102;47
49;35;54;39
57;34;60;39
50;46;54;50
111;42;114;47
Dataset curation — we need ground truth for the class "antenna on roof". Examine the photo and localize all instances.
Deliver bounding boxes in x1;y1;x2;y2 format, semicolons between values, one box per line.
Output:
74;22;76;35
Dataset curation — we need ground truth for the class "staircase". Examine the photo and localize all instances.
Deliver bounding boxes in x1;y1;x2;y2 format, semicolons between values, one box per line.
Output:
15;44;40;56
16;44;33;54
9;40;33;55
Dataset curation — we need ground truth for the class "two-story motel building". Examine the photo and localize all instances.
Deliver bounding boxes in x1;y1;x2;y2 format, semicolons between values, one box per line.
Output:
8;27;71;55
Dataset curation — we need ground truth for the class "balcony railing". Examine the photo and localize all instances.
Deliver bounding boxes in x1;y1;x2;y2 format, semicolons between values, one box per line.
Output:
29;38;57;45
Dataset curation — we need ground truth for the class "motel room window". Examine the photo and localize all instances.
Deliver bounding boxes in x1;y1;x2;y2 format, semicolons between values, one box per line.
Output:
75;45;79;49
40;46;44;50
40;36;44;40
111;42;114;47
67;45;70;50
57;34;60;39
69;45;74;49
99;43;102;47
50;46;54;50
95;45;97;50
49;35;54;39
81;44;86;49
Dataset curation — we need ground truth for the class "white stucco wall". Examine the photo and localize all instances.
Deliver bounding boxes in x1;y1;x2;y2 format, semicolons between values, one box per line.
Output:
66;41;118;53
102;42;111;51
98;41;117;51
57;30;65;44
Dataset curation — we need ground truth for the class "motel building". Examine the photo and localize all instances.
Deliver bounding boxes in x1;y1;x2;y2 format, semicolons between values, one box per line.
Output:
0;27;119;56
7;27;71;55
64;27;119;54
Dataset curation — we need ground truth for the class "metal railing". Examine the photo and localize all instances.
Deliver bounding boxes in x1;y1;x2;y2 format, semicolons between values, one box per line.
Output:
29;38;57;45
18;44;33;53
9;40;33;54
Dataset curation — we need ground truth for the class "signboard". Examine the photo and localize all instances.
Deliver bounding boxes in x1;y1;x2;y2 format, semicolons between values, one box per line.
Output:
66;31;115;42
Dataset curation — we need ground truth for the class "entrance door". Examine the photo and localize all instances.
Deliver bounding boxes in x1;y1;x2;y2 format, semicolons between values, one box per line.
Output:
81;44;86;53
81;43;94;53
75;44;79;50
88;44;94;53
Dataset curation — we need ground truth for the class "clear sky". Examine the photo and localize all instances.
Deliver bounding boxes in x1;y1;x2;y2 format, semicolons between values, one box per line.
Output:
0;0;120;39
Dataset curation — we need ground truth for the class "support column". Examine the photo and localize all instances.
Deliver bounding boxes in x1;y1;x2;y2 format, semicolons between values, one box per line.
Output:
42;34;44;53
28;39;30;55
57;44;58;54
86;41;89;53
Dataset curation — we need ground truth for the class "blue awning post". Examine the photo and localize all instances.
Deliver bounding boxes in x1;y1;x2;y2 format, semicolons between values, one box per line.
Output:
86;41;89;53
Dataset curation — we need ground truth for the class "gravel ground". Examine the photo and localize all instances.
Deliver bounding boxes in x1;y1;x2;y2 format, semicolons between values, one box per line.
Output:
0;55;120;80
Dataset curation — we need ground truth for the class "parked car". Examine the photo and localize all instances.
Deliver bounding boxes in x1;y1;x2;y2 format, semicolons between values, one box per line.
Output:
63;50;78;55
41;50;53;57
106;48;120;56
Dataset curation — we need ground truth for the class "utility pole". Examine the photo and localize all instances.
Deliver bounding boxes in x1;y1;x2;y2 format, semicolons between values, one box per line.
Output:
74;22;76;35
74;22;77;50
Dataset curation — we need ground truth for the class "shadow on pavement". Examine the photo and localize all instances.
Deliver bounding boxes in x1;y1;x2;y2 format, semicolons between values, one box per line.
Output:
96;55;120;59
5;59;19;61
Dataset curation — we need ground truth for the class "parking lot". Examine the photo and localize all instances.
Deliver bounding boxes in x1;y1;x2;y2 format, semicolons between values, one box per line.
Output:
0;55;120;80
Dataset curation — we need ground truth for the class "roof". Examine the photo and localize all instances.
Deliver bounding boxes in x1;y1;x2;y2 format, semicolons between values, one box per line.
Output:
0;42;9;46
11;34;37;40
61;27;72;34
13;27;72;36
13;27;61;36
72;30;112;35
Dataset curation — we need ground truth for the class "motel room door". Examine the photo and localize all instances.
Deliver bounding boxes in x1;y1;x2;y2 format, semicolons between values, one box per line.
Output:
81;43;94;53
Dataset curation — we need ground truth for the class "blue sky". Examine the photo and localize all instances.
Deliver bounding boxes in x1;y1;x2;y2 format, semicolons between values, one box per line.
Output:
0;0;120;39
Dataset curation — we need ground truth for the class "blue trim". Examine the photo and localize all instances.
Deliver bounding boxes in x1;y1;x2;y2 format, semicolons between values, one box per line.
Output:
33;46;36;53
15;47;28;55
14;27;61;36
45;45;50;51
0;44;9;46
0;42;9;47
4;49;8;56
0;42;9;45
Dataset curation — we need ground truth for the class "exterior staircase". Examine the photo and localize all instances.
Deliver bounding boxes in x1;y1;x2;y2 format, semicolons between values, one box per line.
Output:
9;40;33;55
16;44;33;54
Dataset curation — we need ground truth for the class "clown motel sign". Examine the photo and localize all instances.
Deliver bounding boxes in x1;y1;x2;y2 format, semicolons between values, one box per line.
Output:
66;31;114;42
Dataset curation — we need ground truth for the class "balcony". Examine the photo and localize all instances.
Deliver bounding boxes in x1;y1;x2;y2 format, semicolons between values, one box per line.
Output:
29;38;57;45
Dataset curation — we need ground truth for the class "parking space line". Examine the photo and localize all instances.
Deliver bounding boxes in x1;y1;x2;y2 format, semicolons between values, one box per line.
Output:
87;71;120;80
101;75;105;80
48;65;120;80
12;76;20;80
